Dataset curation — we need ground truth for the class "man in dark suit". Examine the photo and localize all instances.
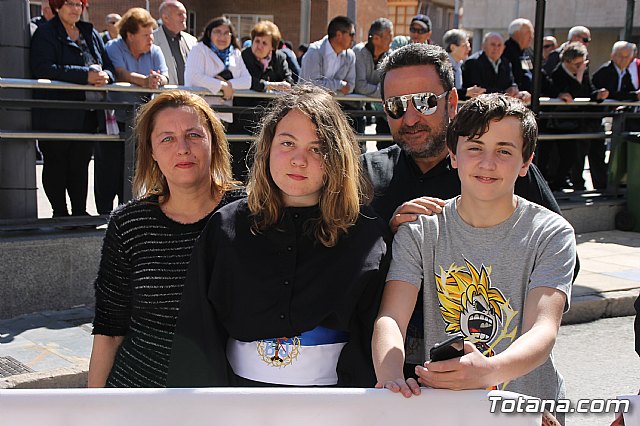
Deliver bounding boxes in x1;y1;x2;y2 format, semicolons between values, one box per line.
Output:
462;32;531;103
593;41;640;187
503;18;534;92
593;41;639;101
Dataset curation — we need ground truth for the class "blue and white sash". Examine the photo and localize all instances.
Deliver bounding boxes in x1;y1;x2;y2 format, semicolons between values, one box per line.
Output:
227;326;349;386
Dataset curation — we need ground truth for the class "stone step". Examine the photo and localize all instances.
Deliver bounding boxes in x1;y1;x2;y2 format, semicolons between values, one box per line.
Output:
556;189;627;234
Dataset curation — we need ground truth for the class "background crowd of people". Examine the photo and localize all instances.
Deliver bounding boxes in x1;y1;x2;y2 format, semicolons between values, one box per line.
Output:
29;1;640;219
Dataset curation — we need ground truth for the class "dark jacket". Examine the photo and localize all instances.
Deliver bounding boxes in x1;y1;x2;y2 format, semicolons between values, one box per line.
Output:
30;15;115;132
241;48;294;92
462;51;515;94
592;60;639;101
233;48;294;134
502;37;533;92
545;63;602;132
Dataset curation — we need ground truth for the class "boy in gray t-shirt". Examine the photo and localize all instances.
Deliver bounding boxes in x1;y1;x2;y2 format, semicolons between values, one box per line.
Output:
372;94;576;410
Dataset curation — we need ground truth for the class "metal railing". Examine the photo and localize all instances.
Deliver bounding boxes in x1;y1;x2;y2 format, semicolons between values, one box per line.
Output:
1;77;638;229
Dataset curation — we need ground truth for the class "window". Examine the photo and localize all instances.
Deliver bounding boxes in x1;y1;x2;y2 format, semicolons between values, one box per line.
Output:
29;0;42;19
187;10;196;36
224;13;274;43
387;1;419;37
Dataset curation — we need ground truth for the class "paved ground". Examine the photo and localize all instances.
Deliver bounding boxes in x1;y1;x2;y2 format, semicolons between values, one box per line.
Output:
7;139;637;388
556;315;639;426
0;229;638;389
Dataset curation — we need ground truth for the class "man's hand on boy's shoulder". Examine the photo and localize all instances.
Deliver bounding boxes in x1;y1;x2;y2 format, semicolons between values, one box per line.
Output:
389;196;445;234
414;342;497;390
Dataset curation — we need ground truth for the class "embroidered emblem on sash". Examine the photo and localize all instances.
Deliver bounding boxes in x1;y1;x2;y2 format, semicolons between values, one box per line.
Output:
257;337;301;367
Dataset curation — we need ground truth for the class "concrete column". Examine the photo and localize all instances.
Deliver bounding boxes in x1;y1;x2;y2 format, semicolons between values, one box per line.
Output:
299;0;311;45
472;29;483;53
347;0;356;23
0;0;37;219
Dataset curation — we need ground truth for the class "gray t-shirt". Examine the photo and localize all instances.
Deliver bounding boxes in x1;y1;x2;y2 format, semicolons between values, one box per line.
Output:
387;196;576;402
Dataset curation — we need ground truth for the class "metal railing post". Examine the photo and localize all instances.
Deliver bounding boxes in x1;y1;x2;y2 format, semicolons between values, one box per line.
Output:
608;110;627;195
122;106;136;203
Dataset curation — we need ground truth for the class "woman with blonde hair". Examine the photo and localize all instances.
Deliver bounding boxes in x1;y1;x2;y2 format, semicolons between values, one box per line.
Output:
168;85;389;387
89;90;241;387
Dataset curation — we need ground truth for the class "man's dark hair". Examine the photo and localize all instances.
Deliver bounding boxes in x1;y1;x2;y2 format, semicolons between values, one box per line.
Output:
379;43;454;100
327;15;354;39
368;18;393;38
446;93;538;160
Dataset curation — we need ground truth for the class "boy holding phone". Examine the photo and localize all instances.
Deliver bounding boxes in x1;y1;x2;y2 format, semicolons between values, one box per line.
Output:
372;94;576;413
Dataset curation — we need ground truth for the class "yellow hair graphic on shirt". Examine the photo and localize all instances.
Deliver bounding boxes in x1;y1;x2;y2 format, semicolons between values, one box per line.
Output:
436;258;517;356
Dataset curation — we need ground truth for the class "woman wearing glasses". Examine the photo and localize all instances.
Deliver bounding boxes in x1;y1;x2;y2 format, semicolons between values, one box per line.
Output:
184;16;251;127
30;0;115;218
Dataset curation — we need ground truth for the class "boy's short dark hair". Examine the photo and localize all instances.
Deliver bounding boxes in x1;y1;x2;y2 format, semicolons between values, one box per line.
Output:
446;93;538;160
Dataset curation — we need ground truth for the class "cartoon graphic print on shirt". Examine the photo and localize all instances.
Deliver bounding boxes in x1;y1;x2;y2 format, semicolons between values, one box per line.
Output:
435;258;519;382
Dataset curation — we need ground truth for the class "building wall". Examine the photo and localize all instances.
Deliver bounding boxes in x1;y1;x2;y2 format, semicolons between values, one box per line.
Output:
86;0;164;33
462;0;639;77
82;0;389;48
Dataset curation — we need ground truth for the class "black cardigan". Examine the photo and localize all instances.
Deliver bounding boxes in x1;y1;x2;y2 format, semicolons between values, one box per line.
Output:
241;47;294;92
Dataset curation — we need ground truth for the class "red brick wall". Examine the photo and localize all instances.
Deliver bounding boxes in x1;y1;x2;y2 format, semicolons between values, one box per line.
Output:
356;1;390;43
85;0;388;46
86;0;164;33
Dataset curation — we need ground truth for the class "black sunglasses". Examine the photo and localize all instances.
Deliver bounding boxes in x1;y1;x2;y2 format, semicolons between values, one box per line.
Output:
543;44;554;49
582;37;591;43
343;30;356;37
384;91;448;119
409;27;428;34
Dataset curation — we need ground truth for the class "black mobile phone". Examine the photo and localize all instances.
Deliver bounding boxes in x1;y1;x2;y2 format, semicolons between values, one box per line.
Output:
429;334;465;362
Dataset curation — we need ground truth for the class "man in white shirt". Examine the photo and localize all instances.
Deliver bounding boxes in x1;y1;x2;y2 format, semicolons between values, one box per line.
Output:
300;15;356;95
153;0;197;85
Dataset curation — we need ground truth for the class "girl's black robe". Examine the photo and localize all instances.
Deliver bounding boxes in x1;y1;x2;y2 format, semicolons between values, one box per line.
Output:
167;199;389;387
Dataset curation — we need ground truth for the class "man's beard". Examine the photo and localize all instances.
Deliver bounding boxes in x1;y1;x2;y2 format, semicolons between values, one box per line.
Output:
393;116;448;159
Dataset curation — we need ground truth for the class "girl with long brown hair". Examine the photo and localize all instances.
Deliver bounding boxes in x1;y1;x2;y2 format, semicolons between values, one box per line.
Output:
169;85;389;387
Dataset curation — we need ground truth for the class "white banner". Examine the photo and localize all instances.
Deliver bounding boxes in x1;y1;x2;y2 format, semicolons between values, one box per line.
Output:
0;388;541;426
618;395;640;426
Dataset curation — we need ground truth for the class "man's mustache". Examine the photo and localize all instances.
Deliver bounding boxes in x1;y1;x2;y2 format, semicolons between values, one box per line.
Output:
398;124;432;134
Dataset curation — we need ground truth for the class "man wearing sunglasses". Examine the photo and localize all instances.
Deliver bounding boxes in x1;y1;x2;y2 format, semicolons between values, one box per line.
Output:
362;42;559;227
361;44;571;378
300;15;356;96
543;26;592;76
542;36;558;64
390;14;433;51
